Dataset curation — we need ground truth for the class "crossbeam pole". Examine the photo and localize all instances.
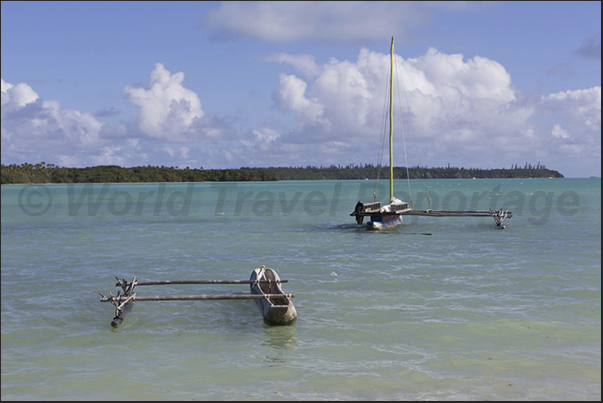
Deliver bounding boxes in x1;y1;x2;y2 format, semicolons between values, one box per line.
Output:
400;210;513;217
100;293;294;302
118;279;287;287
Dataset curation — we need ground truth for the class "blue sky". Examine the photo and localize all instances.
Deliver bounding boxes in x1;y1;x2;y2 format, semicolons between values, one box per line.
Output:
1;1;600;178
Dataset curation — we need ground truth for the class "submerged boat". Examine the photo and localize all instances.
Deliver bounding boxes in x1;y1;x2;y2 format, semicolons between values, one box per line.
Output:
250;266;297;326
351;36;412;230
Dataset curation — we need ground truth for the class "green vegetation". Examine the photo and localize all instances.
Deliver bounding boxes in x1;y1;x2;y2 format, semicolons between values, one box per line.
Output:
1;163;278;184
1;162;563;184
262;163;564;180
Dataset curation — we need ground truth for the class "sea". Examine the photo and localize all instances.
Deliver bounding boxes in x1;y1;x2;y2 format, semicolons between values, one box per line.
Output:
1;178;600;400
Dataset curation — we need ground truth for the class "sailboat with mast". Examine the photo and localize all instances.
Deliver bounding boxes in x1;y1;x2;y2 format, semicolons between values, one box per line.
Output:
350;36;412;230
350;36;513;230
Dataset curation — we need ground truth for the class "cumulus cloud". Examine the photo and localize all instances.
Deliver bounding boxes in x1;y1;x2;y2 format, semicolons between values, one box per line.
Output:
123;63;222;142
1;63;231;168
266;46;600;174
198;1;598;174
541;87;601;131
1;75;199;168
1;80;39;108
536;86;601;162
1;78;105;162
270;46;524;145
2;45;600;176
272;73;327;129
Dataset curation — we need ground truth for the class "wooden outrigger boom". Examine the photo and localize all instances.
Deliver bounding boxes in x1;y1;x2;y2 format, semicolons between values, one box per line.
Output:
100;293;294;303
351;205;512;229
99;269;296;328
118;279;288;286
401;208;511;229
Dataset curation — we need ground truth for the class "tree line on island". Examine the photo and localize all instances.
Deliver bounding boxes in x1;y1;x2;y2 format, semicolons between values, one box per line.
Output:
0;163;278;184
261;162;563;180
1;162;563;185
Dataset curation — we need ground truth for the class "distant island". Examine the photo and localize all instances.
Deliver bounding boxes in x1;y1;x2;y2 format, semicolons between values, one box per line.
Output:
262;163;564;180
1;162;563;184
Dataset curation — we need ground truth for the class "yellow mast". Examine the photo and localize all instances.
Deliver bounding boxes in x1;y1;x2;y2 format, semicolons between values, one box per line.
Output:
389;36;394;200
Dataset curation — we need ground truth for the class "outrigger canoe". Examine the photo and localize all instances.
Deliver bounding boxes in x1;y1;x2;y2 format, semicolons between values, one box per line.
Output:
101;268;296;328
250;266;297;326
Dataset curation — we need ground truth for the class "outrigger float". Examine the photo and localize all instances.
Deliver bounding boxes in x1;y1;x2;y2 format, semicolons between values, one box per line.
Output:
99;266;296;328
351;203;512;230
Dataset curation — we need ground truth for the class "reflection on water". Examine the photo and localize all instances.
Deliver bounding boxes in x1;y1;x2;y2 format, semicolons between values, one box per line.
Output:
261;325;298;365
314;222;435;237
263;325;298;350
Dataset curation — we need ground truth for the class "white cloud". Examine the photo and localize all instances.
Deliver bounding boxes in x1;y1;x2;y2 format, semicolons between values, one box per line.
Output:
235;127;281;162
1;80;39;108
202;1;472;44
413;48;515;102
541;87;601;132
269;46;525;148
2;46;600;177
1;78;105;161
1;65;230;169
265;53;320;79
551;124;570;139
272;73;326;128
531;86;601;166
123;63;209;142
248;127;280;145
265;46;599;175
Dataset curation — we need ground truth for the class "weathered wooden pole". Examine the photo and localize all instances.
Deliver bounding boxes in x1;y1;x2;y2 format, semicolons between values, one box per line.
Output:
400;210;513;217
118;279;288;287
100;293;295;302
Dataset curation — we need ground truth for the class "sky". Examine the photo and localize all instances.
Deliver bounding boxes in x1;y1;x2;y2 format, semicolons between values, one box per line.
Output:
1;1;600;178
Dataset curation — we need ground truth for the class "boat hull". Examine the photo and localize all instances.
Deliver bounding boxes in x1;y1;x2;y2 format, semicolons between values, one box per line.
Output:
367;213;403;230
250;267;297;326
351;200;409;230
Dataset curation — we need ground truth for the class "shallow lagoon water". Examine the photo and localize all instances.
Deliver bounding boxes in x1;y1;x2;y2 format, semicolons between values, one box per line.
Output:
1;178;600;400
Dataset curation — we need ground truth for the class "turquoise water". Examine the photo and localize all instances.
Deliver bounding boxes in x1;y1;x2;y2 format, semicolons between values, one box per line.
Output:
1;178;600;400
